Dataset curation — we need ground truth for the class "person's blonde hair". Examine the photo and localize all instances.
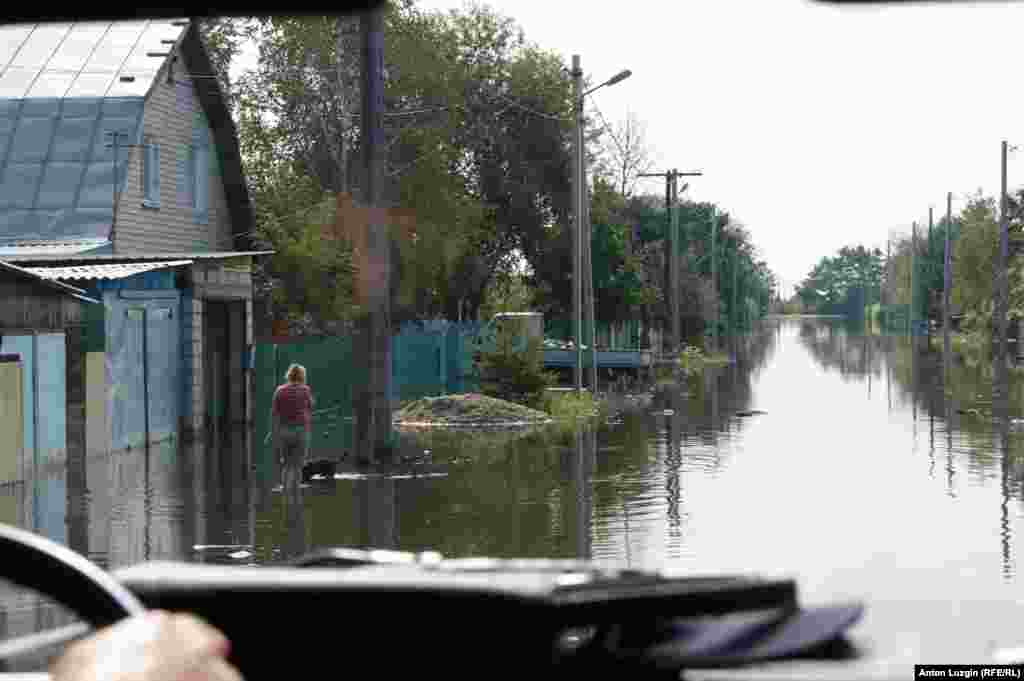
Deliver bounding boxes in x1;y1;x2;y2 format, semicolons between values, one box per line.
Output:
285;364;306;384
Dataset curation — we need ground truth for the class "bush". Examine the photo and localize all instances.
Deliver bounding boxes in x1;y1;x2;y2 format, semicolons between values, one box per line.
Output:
676;344;730;378
476;324;557;409
540;390;605;421
677;345;705;378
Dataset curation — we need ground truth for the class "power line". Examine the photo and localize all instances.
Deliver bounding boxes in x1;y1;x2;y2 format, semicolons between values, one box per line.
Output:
493;93;567;122
590;100;626;160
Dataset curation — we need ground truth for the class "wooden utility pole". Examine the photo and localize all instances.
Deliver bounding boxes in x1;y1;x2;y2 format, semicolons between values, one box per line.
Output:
639;168;701;357
636;168;674;356
944;192;952;359
670;171;680;355
354;4;391;463
997;140;1010;365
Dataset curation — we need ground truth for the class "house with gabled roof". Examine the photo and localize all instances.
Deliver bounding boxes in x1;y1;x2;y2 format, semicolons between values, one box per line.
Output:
0;18;269;458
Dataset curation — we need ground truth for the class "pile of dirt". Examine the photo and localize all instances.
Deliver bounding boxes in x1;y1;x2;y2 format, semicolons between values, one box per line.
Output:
394;393;552;427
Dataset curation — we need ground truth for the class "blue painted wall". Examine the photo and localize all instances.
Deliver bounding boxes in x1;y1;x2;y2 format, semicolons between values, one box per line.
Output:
0;333;66;477
35;333;66;467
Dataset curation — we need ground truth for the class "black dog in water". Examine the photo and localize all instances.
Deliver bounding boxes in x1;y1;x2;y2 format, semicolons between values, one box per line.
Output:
301;458;339;482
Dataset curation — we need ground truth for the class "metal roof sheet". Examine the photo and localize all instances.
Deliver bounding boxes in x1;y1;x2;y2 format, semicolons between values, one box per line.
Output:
0;239;110;257
22;259;191;280
0;259;98;303
0;20;189;245
0;21;188;99
2;249;273;263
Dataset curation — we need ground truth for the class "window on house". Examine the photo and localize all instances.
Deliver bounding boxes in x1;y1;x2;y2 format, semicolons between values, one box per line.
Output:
192;145;208;223
142;140;160;208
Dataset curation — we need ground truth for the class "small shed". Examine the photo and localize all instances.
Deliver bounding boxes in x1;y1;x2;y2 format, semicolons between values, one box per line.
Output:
0;261;97;488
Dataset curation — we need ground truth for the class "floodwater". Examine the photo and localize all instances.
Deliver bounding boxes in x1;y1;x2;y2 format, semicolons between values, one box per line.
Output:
6;315;1024;676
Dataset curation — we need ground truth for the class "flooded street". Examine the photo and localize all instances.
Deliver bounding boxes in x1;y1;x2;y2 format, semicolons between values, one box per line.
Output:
7;315;1024;670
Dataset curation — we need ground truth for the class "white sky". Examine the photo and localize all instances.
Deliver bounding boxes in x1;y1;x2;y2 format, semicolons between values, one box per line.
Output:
233;0;1024;296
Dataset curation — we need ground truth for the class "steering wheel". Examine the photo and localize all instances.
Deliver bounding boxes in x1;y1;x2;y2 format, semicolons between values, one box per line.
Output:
0;523;145;665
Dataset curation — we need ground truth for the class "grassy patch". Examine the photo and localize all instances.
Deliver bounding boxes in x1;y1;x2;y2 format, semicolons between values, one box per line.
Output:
537;390;609;443
926;330;990;364
394;393;551;425
677;345;730;377
541;390;605;421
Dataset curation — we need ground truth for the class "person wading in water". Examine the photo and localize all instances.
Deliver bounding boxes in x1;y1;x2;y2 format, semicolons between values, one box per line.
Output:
269;364;314;491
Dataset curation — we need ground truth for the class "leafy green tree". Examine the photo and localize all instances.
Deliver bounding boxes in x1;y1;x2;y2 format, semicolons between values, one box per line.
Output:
796;245;884;315
237;2;580;326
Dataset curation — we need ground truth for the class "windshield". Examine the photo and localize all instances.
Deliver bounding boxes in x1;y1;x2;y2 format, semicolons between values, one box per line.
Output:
2;1;1024;673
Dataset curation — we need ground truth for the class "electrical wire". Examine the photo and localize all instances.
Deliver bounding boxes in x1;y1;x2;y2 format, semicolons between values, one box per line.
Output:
493;93;567;122
590;100;627;161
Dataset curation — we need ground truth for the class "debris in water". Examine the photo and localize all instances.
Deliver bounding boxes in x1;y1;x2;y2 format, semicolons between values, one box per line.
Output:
735;410;767;417
229;550;253;560
194;544;252;551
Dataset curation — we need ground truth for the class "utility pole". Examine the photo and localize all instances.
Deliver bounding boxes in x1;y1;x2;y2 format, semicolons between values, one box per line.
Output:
997;139;1010;366
710;206;718;353
571;55;583;393
944;192;952;359
910;221;916;338
568;61;631;388
638;168;701;357
670;171;680;355
928;206;933;339
732;248;738;339
885;239;890;309
354;4;391;463
584;178;597;392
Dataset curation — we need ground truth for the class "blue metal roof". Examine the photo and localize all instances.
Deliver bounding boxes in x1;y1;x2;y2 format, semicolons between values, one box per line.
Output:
0;20;187;245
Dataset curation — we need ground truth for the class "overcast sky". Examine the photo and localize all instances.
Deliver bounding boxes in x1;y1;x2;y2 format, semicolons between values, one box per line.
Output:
235;0;1024;296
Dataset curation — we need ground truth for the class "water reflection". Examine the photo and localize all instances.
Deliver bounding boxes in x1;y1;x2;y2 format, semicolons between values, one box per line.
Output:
6;317;1024;665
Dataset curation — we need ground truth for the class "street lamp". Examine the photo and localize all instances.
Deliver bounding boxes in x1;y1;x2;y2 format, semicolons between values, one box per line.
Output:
572;56;632;394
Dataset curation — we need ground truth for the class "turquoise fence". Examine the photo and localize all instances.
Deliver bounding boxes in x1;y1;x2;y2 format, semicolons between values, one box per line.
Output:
253;321;481;475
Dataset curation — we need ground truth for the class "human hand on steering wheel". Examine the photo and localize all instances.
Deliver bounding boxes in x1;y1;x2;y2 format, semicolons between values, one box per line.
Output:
0;523;242;680
50;611;243;681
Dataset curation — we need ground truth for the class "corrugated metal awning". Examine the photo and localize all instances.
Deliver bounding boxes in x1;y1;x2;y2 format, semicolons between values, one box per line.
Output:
22;260;193;281
0;240;111;258
3;250;273;264
0;261;99;304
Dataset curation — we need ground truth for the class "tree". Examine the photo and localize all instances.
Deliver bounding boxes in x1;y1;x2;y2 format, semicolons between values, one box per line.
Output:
796;245;884;315
236;2;579;328
477;322;556;409
197;19;246;103
594;110;655;198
